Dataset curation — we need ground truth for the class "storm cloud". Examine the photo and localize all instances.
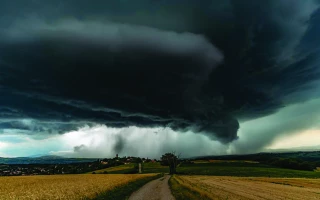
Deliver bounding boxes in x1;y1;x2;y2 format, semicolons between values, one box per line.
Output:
49;125;228;158
1;0;320;148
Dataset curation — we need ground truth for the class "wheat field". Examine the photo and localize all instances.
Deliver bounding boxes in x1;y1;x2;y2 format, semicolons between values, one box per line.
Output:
0;174;156;199
175;175;320;200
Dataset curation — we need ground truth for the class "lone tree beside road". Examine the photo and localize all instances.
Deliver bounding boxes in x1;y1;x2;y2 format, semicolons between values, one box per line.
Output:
160;152;180;174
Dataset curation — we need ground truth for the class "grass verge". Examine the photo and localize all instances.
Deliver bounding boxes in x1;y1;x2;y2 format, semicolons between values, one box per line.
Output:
91;173;163;200
169;175;211;200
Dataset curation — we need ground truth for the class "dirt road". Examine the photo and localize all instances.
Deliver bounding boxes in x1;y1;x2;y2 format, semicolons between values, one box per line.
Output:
129;175;175;200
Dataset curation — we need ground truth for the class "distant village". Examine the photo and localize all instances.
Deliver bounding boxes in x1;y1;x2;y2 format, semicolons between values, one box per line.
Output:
0;155;157;176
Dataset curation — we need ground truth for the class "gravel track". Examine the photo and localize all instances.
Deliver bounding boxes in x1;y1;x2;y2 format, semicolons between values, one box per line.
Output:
129;175;175;200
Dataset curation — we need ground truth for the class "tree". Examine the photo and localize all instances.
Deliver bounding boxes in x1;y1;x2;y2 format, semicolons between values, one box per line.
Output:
160;152;180;174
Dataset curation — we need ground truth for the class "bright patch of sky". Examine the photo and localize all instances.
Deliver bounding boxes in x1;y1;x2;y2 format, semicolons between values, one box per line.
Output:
0;125;227;158
267;130;320;149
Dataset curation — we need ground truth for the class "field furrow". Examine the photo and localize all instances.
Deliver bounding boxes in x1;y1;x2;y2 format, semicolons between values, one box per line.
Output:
176;175;320;200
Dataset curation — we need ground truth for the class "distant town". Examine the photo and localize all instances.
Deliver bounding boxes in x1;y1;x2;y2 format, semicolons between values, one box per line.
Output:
2;151;320;176
0;155;157;176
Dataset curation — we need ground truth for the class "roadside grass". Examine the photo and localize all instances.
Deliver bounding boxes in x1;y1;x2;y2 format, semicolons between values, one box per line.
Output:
91;173;163;200
177;162;320;178
169;175;211;200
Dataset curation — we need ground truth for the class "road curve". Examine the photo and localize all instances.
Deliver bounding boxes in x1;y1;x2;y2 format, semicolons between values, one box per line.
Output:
128;175;175;200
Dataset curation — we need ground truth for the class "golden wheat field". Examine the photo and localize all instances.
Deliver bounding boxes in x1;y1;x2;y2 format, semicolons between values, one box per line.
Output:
0;174;156;200
175;175;320;200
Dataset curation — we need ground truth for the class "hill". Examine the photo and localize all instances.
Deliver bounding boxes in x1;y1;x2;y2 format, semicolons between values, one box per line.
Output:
196;151;320;162
0;156;97;164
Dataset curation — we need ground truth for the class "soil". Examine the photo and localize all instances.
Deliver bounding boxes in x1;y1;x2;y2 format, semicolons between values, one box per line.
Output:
129;175;175;200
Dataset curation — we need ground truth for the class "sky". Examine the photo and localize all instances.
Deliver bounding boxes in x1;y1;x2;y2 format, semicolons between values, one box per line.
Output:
1;0;320;158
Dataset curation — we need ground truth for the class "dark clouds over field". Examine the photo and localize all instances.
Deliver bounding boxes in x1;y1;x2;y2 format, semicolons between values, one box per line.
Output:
1;0;320;156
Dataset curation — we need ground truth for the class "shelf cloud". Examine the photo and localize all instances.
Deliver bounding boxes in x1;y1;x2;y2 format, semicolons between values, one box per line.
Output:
1;0;320;156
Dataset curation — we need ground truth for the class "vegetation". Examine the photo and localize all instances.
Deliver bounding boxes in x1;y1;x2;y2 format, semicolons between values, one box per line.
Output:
88;162;170;174
172;175;320;200
197;151;320;171
142;162;169;174
177;161;320;178
197;151;320;161
0;162;110;176
93;173;163;200
160;152;180;174
2;151;319;176
2;152;319;199
262;157;317;171
0;157;142;176
0;174;158;199
87;164;137;174
169;175;211;200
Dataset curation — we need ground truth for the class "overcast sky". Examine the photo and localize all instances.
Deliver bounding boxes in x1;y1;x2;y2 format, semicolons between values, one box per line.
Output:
1;0;320;158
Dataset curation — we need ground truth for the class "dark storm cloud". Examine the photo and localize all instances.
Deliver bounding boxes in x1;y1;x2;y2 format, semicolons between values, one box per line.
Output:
74;144;86;153
1;0;320;144
113;135;126;154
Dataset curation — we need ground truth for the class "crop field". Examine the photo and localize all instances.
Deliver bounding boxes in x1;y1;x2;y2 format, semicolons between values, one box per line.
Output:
173;175;320;200
88;164;136;174
178;162;320;178
0;174;156;199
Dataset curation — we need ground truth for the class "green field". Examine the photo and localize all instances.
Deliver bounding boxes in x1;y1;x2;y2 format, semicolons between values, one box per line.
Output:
87;161;320;178
142;162;169;173
87;162;169;174
87;164;137;174
177;162;320;178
